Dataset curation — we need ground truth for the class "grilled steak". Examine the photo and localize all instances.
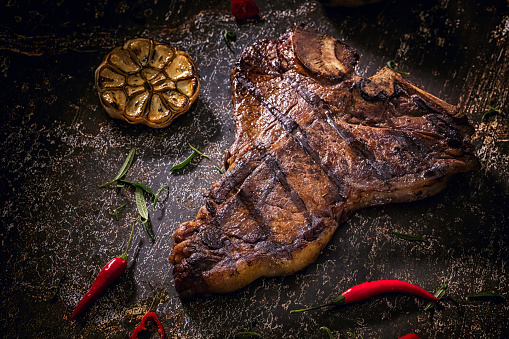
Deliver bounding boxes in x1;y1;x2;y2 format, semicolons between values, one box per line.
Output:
169;25;479;298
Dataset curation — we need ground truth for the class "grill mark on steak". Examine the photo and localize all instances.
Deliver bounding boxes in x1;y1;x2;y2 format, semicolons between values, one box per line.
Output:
209;148;263;204
236;73;346;196
256;143;312;220
169;25;480;298
286;75;394;181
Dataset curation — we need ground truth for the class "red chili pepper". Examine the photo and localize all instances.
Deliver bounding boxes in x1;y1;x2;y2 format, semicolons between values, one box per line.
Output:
398;333;420;339
71;221;135;319
230;0;259;20
130;312;166;339
291;280;439;313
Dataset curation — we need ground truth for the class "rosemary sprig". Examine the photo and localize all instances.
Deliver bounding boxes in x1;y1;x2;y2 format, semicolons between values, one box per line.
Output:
387;60;410;75
100;147;136;187
424;283;447;310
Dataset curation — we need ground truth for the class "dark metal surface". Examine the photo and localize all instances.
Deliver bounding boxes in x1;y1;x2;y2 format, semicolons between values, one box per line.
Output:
0;0;508;338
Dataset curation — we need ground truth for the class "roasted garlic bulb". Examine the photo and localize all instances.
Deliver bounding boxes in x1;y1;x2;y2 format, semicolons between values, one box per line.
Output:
95;38;199;128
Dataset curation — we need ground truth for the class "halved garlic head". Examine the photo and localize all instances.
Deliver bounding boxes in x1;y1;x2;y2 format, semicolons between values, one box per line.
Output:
95;38;200;128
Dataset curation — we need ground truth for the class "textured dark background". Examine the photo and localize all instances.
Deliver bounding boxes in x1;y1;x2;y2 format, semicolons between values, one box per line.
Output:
0;0;508;338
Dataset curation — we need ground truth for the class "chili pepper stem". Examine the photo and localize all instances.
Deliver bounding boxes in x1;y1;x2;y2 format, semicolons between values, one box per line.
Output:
290;295;345;313
120;221;136;260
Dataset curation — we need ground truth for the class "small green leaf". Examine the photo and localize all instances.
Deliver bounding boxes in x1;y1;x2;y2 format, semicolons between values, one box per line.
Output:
189;143;210;159
481;105;502;122
387;60;410;75
234;332;262;339
468;291;506;300
392;231;426;242
135;186;155;241
135;186;149;223
235;322;261;338
424;283;448;310
100;147;136;187
215;165;225;174
320;326;334;339
171;149;198;171
224;30;237;52
113;204;126;221
49;273;66;301
154;185;169;208
68;47;99;53
118;179;156;196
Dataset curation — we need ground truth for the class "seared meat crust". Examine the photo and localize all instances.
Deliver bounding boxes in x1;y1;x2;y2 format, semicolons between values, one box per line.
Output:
169;25;479;298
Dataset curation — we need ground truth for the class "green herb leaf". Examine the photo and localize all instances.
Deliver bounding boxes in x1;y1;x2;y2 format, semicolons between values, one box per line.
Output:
468;291;506;300
235;332;262;338
135;186;149;223
392;231;426;242
224;30;237;52
170;149;198;171
235;322;261;338
135;186;155;241
215;165;225;174
424;283;448;310
154;185;169;208
68;47;99;53
387;60;410;75
481;105;502;122
113;204;126;221
49;273;66;301
100;147;136;187
189;143;210;159
118;179;156;196
320;326;334;339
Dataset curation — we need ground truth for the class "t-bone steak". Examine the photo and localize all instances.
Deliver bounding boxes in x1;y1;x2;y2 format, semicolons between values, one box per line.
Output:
169;25;479;298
